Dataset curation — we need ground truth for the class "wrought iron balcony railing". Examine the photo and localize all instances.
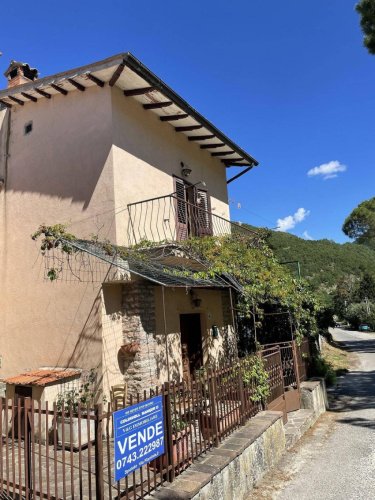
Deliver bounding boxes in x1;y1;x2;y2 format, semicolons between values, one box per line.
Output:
126;194;254;246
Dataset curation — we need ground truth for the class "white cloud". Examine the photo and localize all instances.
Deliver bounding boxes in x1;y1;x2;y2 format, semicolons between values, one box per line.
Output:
302;230;314;240
276;208;310;232
307;160;347;180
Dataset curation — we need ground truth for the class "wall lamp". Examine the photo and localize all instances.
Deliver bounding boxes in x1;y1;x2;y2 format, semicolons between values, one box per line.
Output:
180;161;192;177
190;290;202;308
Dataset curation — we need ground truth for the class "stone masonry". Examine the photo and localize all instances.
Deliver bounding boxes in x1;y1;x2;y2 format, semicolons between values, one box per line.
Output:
121;281;158;395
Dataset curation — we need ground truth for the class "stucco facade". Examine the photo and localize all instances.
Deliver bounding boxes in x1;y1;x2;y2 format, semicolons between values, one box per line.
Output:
0;55;253;402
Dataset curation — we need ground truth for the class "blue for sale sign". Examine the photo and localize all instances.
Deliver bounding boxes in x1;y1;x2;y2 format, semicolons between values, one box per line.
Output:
113;395;165;481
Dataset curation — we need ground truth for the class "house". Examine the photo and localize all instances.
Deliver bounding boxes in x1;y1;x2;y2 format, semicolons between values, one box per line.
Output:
0;53;258;402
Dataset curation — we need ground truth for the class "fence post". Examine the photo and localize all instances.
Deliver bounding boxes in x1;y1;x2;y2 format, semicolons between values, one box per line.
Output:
163;382;175;483
24;398;32;500
208;368;219;447
94;404;104;500
237;363;246;425
292;341;301;389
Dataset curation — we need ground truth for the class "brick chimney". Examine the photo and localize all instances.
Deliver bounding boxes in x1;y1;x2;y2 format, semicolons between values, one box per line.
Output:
4;61;38;88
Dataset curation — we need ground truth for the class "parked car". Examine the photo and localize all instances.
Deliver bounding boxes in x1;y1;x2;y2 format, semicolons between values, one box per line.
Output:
359;324;372;332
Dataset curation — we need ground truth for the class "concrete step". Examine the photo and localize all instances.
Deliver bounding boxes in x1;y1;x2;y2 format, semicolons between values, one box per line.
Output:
284;409;315;450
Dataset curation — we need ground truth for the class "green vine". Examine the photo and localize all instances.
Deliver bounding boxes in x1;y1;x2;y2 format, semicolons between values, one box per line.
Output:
32;224;77;255
241;355;270;403
32;225;320;344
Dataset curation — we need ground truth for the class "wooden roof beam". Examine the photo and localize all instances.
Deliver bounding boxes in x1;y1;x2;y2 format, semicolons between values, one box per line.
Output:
86;73;105;87
222;159;247;165
188;135;215;141
35;88;51;99
200;143;224;149
175;125;203;132
51;84;68;96
68;78;85;91
21;92;37;103
109;62;125;87
143;101;172;110
211;151;235;157
0;99;12;108
8;96;24;106
124;86;155;97
160;114;188;122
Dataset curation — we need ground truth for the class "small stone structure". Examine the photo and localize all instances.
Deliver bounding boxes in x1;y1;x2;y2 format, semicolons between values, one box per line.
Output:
300;377;328;418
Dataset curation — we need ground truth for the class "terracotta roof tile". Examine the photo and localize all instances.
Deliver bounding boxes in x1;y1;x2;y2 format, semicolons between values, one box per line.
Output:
5;369;81;386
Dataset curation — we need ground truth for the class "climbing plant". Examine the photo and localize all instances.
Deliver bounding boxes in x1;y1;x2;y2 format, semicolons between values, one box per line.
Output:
32;225;320;345
180;234;320;344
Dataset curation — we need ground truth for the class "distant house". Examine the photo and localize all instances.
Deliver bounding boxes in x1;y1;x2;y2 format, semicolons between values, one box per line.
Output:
0;53;258;402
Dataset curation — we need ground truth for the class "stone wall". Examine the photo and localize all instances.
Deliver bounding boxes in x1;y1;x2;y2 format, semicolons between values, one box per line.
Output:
300;377;328;418
121;281;158;394
151;411;286;500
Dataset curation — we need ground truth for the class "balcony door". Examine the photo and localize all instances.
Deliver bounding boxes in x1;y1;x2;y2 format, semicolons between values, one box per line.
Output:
174;177;213;240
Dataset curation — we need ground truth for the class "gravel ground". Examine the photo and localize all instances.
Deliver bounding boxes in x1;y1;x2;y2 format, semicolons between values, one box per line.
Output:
249;328;375;500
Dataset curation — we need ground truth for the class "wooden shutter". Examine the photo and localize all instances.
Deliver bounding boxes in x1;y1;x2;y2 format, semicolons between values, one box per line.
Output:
195;189;213;236
174;177;188;241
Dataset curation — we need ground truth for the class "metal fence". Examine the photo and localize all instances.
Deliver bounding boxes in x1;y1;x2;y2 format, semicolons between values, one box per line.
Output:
0;341;311;499
126;194;256;246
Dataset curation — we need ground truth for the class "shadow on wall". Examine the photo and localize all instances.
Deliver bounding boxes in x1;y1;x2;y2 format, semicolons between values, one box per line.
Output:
3;84;228;208
111;87;228;206
155;332;182;382
2;92;113;208
53;288;104;400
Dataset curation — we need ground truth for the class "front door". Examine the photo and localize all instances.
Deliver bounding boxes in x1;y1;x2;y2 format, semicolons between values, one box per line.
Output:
180;313;203;381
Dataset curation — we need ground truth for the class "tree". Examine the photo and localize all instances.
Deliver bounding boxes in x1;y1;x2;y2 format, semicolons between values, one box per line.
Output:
356;0;375;55
342;197;375;249
344;301;375;329
333;275;358;318
357;273;375;301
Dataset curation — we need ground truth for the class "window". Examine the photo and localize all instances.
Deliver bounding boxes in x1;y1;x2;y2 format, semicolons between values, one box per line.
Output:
24;122;33;135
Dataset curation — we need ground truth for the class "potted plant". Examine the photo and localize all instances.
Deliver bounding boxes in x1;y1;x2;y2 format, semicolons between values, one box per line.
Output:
150;415;191;472
55;370;97;450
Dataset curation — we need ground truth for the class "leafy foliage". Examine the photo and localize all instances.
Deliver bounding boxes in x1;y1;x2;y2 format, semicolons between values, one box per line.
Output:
265;227;375;307
342;197;375;249
356;0;375;55
32;224;77;255
345;302;375;330
33;224;319;346
56;370;97;414
181;234;319;345
241;354;270;403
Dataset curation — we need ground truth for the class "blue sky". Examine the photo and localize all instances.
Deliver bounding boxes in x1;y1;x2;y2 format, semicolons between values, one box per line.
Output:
1;0;374;243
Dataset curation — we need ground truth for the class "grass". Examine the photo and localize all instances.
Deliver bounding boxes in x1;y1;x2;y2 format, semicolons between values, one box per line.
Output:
321;339;350;376
311;338;350;386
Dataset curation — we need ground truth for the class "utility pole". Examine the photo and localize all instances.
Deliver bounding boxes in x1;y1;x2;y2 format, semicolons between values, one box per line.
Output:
280;260;301;280
365;296;370;315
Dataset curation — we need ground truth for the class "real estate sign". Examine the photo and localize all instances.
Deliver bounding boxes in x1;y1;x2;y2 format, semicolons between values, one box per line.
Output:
113;395;165;481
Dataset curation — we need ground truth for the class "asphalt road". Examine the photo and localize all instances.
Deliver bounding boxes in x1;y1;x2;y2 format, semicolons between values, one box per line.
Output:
250;328;375;500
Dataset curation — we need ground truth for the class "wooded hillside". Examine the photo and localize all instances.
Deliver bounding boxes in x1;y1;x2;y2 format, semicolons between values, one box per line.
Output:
263;229;375;304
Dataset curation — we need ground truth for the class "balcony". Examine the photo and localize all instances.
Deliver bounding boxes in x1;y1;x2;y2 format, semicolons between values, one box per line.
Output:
126;194;253;246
